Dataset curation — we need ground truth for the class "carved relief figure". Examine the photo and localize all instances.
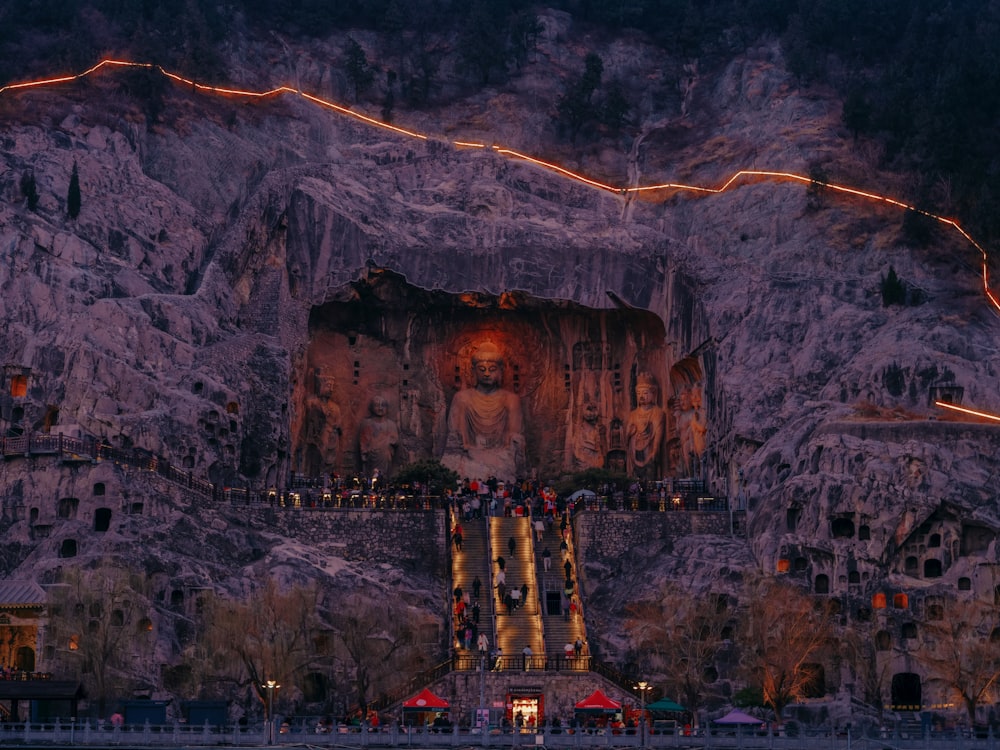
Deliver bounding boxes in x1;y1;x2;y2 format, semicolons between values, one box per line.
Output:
572;401;606;470
626;372;665;479
442;341;525;481
301;373;342;477
359;395;398;478
676;385;707;476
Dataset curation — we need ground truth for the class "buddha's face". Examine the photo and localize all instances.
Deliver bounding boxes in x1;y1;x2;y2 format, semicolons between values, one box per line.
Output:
370;397;388;417
474;358;502;388
637;386;655;406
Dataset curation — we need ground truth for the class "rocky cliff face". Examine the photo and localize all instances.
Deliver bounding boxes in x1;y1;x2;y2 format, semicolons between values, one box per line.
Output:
1;14;999;720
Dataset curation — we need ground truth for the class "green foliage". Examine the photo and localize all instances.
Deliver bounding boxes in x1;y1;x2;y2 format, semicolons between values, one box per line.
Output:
805;163;829;211
901;208;936;247
880;266;906;307
601;80;631;132
457;0;511;85
120;67;167;129
734;686;765;708
0;1;997;241
841;82;871;140
552;467;627;497
508;11;542;69
392;458;458;494
382;70;397;123
556;53;605;143
344;37;375;103
882;362;906;398
20;170;39;211
67;161;81;219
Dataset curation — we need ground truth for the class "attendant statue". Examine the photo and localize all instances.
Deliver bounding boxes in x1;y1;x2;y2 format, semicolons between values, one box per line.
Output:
301;374;342;477
442;341;525;481
625;372;665;479
676;385;707;476
571;402;606;470
359;395;398;479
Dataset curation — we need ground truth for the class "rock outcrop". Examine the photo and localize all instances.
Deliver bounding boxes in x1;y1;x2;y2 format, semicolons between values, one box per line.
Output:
1;20;998;722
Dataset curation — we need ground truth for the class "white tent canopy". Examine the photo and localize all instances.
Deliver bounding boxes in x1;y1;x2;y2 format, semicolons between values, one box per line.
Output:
714;709;763;725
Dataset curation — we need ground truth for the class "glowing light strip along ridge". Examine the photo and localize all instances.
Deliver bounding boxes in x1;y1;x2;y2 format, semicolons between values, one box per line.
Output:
3;58;999;418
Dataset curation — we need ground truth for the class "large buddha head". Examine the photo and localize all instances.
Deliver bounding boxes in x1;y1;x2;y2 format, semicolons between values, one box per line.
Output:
471;341;505;390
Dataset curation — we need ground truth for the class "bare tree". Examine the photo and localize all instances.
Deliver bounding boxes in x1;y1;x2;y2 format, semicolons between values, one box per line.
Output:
736;577;835;723
921;599;1000;725
46;563;155;717
328;593;429;714
842;618;891;723
194;579;320;711
624;583;731;722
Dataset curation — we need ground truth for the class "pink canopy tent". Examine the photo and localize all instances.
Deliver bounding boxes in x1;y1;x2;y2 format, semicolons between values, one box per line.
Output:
714;709;764;725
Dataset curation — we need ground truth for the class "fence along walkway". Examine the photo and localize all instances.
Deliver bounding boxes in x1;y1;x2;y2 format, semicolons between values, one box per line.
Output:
2;718;999;749
0;432;452;509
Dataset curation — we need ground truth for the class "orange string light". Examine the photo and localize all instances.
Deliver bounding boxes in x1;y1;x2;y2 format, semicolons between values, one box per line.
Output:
934;401;1000;423
3;58;998;420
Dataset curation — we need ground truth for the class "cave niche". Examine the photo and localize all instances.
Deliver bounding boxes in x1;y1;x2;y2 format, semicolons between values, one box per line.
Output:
295;271;702;483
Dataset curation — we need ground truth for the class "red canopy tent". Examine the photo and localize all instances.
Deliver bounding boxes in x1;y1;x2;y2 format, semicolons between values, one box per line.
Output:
574;690;621;712
403;688;449;710
403;688;450;727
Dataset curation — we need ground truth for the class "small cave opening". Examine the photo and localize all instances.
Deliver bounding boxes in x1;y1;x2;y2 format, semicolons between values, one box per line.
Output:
891;673;921;710
831;517;855;539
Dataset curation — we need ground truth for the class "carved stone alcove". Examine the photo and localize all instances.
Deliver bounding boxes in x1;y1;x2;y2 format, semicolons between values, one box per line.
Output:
294;269;701;482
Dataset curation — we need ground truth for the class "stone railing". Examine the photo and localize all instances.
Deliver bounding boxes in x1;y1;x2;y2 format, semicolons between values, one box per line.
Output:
2;718;997;749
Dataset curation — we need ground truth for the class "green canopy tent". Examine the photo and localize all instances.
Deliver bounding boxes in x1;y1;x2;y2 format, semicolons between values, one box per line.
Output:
646;697;686;713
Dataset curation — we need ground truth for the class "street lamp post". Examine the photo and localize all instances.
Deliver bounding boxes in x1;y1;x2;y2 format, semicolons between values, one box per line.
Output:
479;652;488;744
263;679;280;745
637;681;650;749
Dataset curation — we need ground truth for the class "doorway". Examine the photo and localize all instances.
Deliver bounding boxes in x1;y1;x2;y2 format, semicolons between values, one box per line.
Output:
508;694;544;730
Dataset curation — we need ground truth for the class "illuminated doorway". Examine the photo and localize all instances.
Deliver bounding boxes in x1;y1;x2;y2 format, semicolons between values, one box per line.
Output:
508;692;544;730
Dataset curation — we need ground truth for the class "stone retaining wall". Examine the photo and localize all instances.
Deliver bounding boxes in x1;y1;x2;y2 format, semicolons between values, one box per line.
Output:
574;511;738;559
236;506;449;570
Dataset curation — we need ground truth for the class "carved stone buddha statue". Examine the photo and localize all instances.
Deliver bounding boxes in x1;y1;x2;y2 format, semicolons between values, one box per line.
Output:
442;341;525;481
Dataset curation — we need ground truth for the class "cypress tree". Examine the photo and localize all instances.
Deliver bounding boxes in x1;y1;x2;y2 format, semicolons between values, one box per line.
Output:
67;161;81;219
20;170;39;211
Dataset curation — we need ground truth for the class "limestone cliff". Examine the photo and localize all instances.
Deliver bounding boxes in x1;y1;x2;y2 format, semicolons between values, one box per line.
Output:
1;14;999;721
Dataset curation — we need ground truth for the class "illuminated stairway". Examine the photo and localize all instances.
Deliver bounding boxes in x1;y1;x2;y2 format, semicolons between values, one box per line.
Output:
535;516;589;666
450;515;495;656
490;516;544;668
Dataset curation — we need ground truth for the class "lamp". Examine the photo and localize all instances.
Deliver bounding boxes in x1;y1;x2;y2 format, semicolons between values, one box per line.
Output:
263;679;280;745
636;681;650;749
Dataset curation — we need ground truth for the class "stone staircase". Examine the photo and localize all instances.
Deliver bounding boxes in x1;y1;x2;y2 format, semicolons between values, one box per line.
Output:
490;516;544;668
450;515;495;656
535;516;589;666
